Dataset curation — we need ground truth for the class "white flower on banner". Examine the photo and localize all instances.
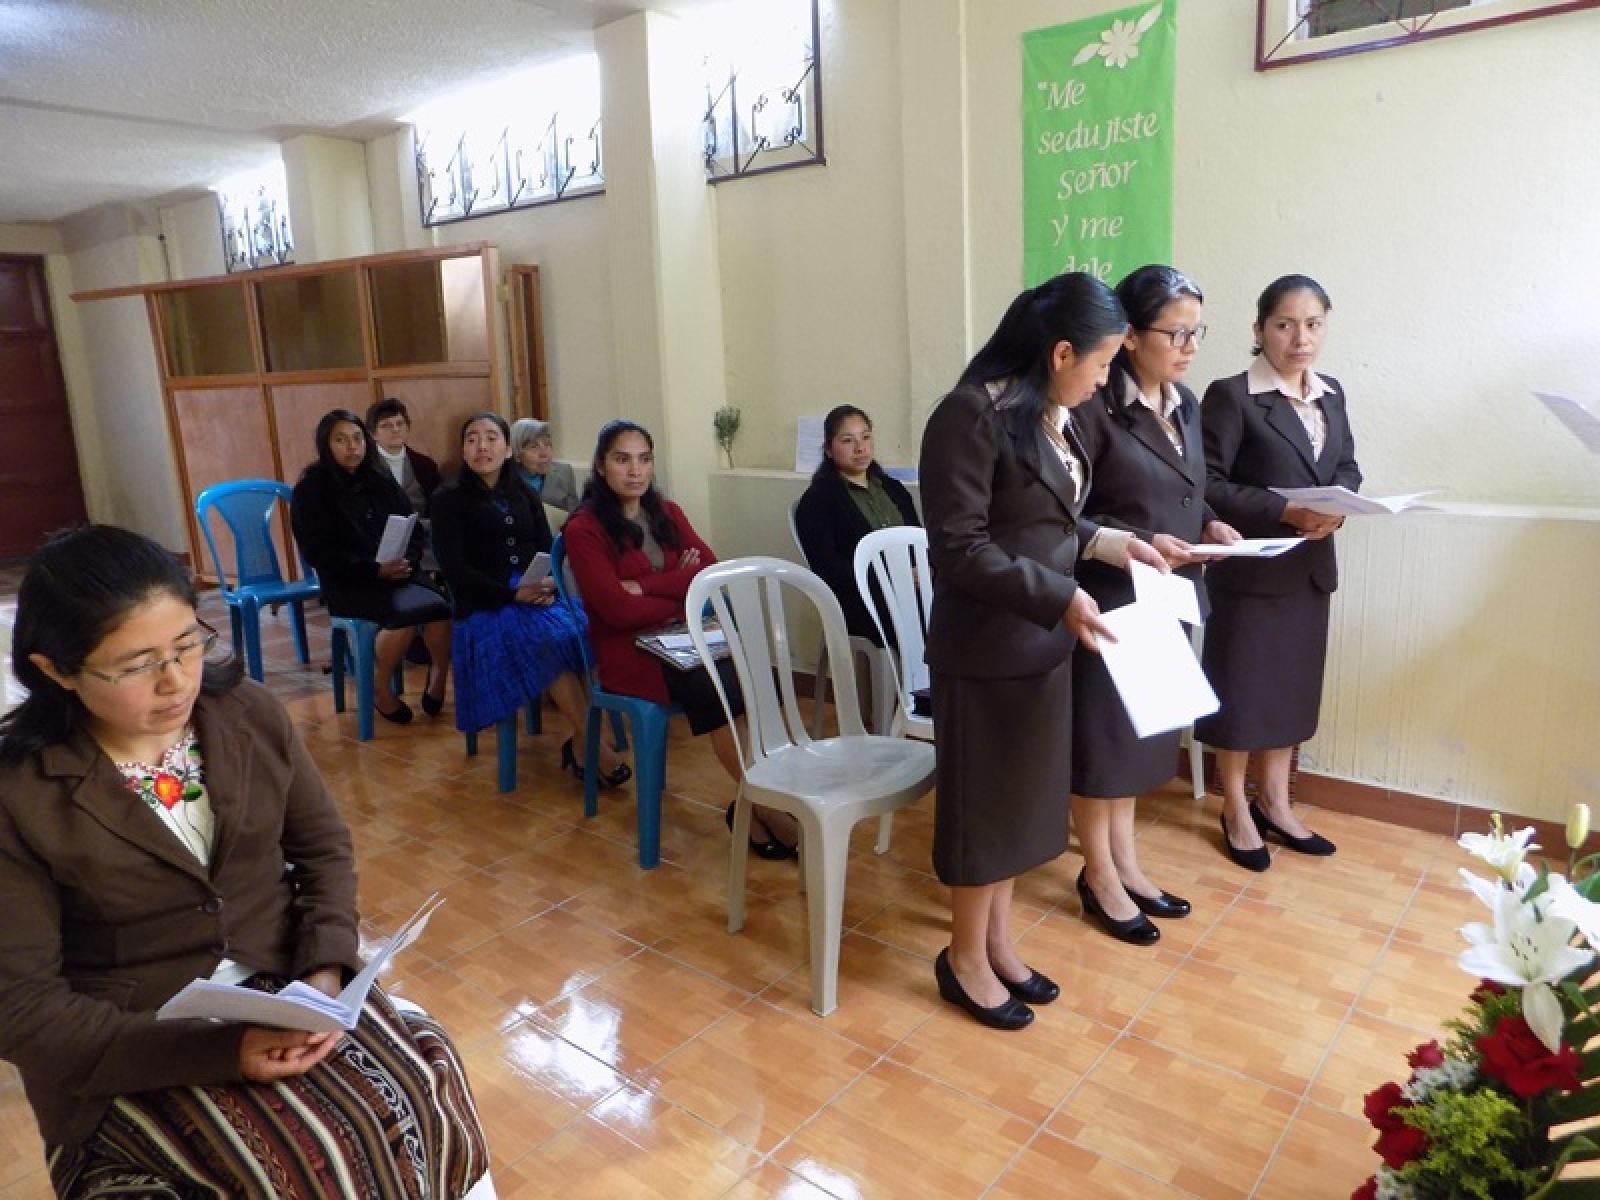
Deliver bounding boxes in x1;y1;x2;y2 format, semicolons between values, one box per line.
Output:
1459;884;1590;1052
1458;819;1539;885
1072;4;1162;70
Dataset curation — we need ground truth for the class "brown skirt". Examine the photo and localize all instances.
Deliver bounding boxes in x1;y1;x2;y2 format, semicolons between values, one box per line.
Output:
48;982;489;1200
1194;585;1330;752
931;660;1073;886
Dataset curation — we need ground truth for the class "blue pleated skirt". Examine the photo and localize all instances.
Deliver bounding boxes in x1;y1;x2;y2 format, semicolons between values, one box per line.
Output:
452;602;588;733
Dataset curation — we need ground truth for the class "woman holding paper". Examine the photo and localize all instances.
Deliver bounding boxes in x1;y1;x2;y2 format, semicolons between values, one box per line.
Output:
1199;274;1361;866
0;525;490;1198
921;272;1169;1029
431;411;630;788
1070;264;1241;942
291;409;451;723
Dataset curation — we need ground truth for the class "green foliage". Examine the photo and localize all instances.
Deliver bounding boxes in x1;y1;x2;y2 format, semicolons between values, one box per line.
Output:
1394;1089;1544;1199
713;406;742;468
1448;989;1526;1061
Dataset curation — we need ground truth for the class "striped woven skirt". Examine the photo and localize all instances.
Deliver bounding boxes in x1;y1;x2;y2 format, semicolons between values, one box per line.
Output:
451;600;588;734
48;982;489;1200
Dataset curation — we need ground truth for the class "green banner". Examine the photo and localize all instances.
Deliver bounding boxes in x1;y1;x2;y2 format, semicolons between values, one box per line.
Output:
1022;2;1177;287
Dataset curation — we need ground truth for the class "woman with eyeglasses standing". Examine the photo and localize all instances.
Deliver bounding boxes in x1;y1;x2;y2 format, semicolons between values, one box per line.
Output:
1069;265;1240;944
1199;274;1361;869
0;525;491;1198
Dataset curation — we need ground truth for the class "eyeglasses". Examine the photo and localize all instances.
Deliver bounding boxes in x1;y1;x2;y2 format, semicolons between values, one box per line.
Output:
79;624;221;686
1141;324;1208;349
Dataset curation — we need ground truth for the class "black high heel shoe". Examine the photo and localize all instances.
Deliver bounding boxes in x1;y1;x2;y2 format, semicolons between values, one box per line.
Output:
1221;812;1271;872
725;802;798;861
1250;802;1336;856
561;739;633;790
375;697;413;725
935;949;1034;1031
1076;870;1160;946
995;964;1060;1005
1127;886;1191;919
420;674;444;718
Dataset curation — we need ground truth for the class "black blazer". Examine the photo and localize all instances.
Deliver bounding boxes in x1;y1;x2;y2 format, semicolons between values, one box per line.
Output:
1201;370;1362;596
290;463;425;620
921;384;1099;679
431;470;554;619
794;469;921;645
1075;378;1214;618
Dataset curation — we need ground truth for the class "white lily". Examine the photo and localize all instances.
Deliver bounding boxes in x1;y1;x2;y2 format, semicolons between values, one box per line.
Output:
1459;818;1540;885
1460;862;1536;908
1459;884;1590;1052
1545;875;1600;952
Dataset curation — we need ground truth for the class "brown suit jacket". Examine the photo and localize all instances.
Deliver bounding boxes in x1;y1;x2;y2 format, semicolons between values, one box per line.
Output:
921;383;1096;679
0;680;361;1148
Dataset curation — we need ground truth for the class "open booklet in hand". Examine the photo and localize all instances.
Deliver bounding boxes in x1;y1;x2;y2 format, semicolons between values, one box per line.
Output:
156;893;443;1033
1269;486;1438;517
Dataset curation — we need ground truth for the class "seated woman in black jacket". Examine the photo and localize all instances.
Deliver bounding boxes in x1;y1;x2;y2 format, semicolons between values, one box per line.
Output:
290;410;452;724
431;412;629;787
794;404;921;647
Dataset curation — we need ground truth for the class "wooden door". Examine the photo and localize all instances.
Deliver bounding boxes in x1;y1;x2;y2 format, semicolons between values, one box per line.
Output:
0;256;85;559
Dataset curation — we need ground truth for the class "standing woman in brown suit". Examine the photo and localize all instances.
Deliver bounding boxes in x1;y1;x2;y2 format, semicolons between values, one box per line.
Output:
1070;265;1241;943
920;272;1168;1030
1199;274;1361;867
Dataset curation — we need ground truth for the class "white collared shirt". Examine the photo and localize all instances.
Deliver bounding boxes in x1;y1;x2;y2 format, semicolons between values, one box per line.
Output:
1121;374;1184;455
1247;356;1329;457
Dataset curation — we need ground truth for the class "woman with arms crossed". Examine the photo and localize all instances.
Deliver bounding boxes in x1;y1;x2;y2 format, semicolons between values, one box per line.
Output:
1199;274;1359;867
920;272;1168;1029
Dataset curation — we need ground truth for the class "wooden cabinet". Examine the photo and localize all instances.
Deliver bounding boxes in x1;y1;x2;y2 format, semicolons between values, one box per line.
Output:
75;244;509;577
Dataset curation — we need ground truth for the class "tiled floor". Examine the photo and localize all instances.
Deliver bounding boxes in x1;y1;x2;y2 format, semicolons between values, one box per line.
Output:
0;588;1485;1199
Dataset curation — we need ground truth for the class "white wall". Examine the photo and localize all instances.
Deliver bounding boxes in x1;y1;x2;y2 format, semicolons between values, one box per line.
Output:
158;194;226;280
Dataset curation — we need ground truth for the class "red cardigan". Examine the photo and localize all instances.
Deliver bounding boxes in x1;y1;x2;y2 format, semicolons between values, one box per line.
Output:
562;501;717;705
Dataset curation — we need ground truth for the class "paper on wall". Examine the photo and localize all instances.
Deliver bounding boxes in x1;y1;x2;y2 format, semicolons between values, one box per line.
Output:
794;415;826;475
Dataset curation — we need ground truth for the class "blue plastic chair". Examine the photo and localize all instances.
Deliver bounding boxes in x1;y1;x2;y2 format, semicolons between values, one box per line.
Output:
463;701;543;794
194;480;319;682
551;535;677;869
329;617;410;743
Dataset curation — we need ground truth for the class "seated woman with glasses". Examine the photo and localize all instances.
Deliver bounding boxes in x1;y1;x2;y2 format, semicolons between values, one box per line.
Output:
0;525;490;1198
1069;264;1241;945
366;397;443;519
562;420;797;859
431;412;630;787
291;409;452;723
511;418;581;514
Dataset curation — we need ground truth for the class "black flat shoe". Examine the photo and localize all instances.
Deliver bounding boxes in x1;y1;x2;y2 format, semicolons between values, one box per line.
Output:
375;697;413;725
1127;887;1191;919
725;802;798;861
996;965;1060;1005
420;686;445;717
561;738;633;790
1076;870;1160;946
1250;802;1337;856
1221;813;1271;872
935;949;1034;1030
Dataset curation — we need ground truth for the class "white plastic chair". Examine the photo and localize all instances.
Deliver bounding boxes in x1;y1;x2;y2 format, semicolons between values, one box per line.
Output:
686;557;936;1016
853;527;934;743
786;497;897;740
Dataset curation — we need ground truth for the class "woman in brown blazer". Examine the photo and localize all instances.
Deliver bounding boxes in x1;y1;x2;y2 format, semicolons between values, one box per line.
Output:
1071;265;1241;943
920;272;1167;1030
0;526;490;1197
1199;274;1361;867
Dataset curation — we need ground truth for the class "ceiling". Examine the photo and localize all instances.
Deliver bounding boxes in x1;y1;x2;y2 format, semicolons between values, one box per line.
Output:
0;0;728;223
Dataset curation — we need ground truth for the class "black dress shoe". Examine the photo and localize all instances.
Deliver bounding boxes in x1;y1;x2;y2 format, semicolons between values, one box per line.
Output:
420;684;445;718
1221;812;1271;872
935;949;1034;1030
375;697;413;725
1076;870;1160;945
562;738;633;790
1250;802;1337;856
1127;887;1191;919
725;801;798;861
996;966;1060;1005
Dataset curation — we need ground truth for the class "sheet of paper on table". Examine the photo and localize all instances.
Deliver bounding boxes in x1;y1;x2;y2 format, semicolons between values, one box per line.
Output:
1129;559;1201;625
1185;537;1306;559
1096;602;1219;739
1534;391;1600;455
1270;486;1438;517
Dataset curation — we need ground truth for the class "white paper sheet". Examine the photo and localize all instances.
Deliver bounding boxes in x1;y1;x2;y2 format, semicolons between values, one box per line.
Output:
1129;559;1200;625
158;894;443;1032
522;551;552;584
374;512;418;562
794;415;826;475
1185;537;1306;559
1270;486;1438;517
1096;602;1219;739
1534;390;1600;455
658;630;727;651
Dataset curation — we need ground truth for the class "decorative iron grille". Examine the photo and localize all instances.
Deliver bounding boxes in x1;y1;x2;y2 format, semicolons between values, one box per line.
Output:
217;169;294;273
703;0;825;183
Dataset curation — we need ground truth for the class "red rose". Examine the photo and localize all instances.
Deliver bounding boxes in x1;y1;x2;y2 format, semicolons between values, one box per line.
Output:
1471;979;1508;1005
1407;1040;1445;1070
1477;1015;1582;1098
1351;1179;1378;1200
1363;1081;1409;1131
1375;1123;1428;1169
